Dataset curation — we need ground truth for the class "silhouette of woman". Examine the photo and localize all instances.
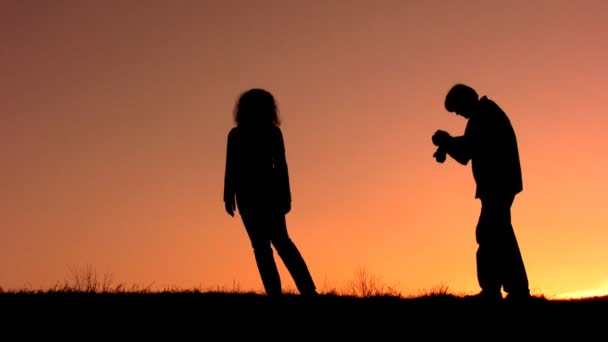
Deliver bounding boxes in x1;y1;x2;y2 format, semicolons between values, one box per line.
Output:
223;88;317;296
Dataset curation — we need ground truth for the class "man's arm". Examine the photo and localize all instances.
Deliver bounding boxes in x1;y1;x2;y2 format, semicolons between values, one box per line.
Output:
445;136;471;165
433;130;471;165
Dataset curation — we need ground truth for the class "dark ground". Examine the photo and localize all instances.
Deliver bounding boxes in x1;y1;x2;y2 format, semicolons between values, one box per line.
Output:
1;292;606;338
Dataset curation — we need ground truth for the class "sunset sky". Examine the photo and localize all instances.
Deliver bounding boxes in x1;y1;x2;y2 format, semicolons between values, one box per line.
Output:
2;1;607;299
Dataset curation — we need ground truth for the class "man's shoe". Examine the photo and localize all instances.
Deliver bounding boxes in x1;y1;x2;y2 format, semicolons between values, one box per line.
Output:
465;290;503;303
505;291;532;303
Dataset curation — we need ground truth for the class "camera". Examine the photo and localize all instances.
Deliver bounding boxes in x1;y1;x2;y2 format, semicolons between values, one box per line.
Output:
433;146;447;163
432;130;450;163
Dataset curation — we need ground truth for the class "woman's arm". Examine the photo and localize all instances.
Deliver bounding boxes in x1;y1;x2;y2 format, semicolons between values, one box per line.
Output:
223;129;237;216
273;128;292;213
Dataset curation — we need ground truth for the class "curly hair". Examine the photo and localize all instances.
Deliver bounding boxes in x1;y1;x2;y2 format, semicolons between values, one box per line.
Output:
233;88;281;126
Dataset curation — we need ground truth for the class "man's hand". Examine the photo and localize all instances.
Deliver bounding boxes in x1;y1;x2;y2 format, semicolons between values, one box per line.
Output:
432;130;452;147
225;199;236;217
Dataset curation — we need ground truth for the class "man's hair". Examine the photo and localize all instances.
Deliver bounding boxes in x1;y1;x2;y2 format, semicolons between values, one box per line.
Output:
444;84;479;112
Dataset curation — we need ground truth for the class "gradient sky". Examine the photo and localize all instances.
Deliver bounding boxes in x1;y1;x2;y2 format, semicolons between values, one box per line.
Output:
2;0;607;299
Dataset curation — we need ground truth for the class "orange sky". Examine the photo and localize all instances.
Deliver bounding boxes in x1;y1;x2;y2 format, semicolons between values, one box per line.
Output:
1;1;607;299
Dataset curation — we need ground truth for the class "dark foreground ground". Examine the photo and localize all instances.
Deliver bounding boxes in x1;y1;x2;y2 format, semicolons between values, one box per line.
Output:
1;292;606;338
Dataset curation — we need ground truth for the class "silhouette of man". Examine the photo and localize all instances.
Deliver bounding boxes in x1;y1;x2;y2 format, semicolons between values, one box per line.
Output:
223;88;317;297
432;83;530;302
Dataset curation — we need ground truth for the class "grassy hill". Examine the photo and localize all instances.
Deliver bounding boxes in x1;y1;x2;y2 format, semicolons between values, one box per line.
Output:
2;290;606;338
1;267;605;338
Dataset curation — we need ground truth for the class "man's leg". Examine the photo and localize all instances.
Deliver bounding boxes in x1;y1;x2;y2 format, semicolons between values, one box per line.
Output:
500;197;530;298
475;199;503;300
